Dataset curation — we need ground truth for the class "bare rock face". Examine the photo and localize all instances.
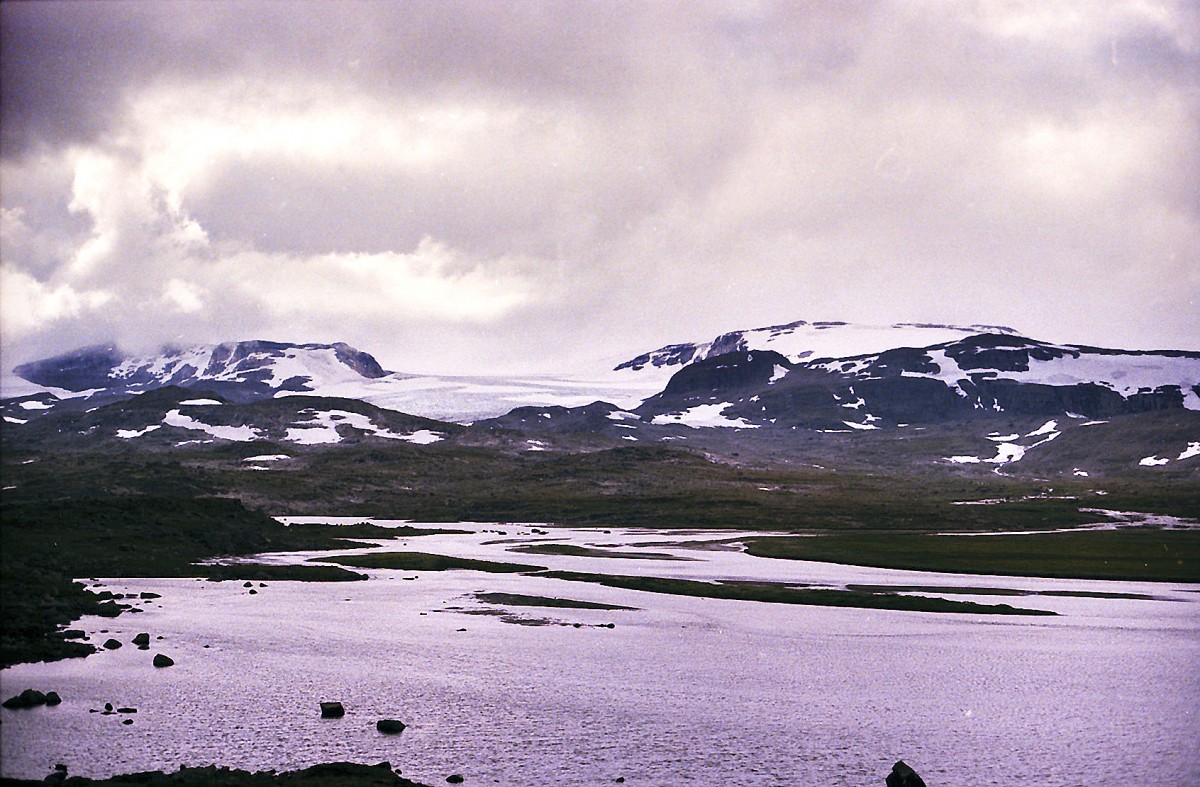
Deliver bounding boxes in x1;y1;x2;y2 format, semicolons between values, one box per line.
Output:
886;760;927;787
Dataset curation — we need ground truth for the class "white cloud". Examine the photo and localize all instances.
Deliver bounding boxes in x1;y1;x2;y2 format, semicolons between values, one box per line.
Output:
1;1;1196;370
0;264;112;339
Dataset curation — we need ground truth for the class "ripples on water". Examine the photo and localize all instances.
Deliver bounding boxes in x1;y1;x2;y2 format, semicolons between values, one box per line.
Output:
2;523;1198;786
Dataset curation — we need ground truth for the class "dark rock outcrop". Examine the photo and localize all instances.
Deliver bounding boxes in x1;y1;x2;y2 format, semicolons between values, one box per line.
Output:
2;689;48;709
886;760;927;787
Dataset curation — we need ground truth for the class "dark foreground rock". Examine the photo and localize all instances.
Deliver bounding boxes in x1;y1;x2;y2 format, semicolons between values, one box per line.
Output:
321;701;346;718
152;653;174;668
0;761;433;786
886;760;927;787
2;689;48;709
376;719;407;734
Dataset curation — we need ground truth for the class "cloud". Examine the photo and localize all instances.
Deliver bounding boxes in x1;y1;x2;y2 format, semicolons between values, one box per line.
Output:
1;1;1197;373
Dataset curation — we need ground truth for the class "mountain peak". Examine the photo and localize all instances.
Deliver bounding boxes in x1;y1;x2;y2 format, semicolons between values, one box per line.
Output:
14;340;389;400
614;320;1023;373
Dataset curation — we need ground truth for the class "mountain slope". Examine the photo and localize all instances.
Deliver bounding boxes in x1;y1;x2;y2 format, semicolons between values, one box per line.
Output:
12;341;388;402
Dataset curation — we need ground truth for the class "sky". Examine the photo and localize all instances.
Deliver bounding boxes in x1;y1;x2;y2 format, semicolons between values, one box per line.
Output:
1;0;1197;376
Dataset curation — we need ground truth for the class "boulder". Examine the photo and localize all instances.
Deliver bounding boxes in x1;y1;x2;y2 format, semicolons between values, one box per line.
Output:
2;689;47;709
44;691;62;706
376;719;407;734
62;629;87;640
886;760;927;787
320;701;346;718
132;632;151;647
153;653;175;668
103;638;123;650
446;776;464;784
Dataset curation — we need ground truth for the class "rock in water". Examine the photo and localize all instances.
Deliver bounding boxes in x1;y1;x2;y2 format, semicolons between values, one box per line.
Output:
103;638;122;649
446;776;465;784
153;653;175;668
2;689;47;709
376;719;407;734
132;632;151;647
44;691;62;706
320;701;346;718
886;760;928;787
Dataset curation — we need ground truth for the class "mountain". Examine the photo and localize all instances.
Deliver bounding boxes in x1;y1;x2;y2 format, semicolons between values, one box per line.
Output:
5;340;664;423
5;323;1199;479
632;332;1200;426
482;327;1200;477
12;341;388;402
612;320;1022;375
1;385;463;453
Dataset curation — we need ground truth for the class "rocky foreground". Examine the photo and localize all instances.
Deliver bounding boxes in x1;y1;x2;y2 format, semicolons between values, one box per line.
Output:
0;759;927;786
0;761;436;787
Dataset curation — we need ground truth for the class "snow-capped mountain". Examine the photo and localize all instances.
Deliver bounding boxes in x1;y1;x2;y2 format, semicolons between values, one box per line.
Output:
626;331;1199;429
613;320;1021;376
809;332;1200;411
11;340;389;402
7;323;1199;430
5;322;1199;477
5;340;666;423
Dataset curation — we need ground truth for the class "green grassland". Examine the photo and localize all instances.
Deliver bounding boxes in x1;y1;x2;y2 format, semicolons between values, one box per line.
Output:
744;529;1200;583
7;439;1196;531
0;497;434;667
537;571;1056;615
2;427;1196;665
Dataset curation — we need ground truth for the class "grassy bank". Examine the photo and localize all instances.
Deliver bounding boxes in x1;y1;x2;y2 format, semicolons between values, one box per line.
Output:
0;497;438;668
538;570;1056;615
743;529;1200;583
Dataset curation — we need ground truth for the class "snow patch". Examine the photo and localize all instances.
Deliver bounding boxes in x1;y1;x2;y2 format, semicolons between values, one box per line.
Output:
4;416;28;424
400;429;444;445
1178;442;1200;461
1026;420;1058;437
842;420;880;431
117;425;162;439
19;400;53;410
243;454;291;462
1139;455;1170;467
650;403;760;429
163;409;260;442
178;398;222;406
606;410;640;421
284;409;444;445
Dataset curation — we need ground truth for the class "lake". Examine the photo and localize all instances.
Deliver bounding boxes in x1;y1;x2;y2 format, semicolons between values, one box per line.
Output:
2;521;1198;786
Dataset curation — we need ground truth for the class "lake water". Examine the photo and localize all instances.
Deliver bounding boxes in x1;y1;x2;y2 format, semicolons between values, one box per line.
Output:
2;521;1198;786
